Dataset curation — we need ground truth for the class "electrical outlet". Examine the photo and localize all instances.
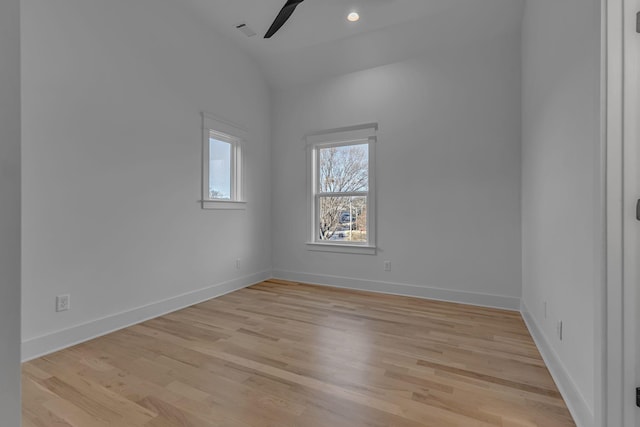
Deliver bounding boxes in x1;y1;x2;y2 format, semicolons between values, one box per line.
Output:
384;260;391;271
557;320;563;341
236;258;241;270
56;294;70;312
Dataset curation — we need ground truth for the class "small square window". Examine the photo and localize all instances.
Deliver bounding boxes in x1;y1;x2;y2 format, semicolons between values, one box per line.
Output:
202;113;246;210
208;133;236;201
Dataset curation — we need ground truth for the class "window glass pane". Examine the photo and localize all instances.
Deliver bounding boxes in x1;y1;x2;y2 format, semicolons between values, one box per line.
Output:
319;196;367;242
209;138;231;200
319;144;368;193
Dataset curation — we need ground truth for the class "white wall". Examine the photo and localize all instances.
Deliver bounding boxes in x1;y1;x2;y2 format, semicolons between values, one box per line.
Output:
271;30;522;309
521;0;602;425
21;0;272;359
0;0;21;423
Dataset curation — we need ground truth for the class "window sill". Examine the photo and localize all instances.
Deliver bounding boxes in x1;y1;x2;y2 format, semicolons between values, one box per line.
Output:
201;200;246;210
305;242;377;255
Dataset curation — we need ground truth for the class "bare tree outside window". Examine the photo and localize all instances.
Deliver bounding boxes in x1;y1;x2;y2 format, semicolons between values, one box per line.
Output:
317;144;369;241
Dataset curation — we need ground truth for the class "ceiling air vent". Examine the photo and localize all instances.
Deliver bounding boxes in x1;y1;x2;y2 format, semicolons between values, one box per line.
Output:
235;23;257;38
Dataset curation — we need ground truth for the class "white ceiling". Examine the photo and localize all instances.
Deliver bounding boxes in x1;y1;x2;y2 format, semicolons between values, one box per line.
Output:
185;0;525;88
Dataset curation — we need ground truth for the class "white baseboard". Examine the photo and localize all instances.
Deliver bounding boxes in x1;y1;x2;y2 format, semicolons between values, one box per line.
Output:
520;300;594;427
272;269;521;311
21;269;272;362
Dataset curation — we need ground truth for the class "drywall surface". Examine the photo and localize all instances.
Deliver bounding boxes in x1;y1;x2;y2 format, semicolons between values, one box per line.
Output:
0;0;21;423
271;30;522;309
521;0;601;423
21;0;272;354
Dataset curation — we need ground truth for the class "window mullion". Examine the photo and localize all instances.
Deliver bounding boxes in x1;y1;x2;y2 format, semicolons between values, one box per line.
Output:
317;191;368;198
314;193;320;241
315;148;321;194
230;142;236;200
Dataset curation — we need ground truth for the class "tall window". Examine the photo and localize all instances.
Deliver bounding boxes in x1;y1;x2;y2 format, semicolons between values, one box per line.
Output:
202;113;245;209
307;124;376;253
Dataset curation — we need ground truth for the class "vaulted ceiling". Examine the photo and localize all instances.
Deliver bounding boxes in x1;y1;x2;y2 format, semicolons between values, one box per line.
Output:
184;0;525;88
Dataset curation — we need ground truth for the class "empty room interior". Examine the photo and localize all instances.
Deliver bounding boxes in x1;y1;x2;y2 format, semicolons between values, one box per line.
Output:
1;0;617;426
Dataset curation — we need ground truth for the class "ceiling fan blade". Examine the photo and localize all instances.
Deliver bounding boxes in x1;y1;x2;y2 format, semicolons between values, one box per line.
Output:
264;0;305;39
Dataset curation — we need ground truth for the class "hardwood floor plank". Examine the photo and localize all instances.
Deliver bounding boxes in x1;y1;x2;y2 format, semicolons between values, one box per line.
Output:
23;281;576;426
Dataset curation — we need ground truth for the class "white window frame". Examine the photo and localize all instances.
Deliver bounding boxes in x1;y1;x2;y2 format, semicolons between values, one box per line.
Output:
306;123;377;255
201;113;246;210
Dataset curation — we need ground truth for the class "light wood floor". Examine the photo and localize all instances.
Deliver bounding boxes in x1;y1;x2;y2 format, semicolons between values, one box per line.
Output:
22;280;575;427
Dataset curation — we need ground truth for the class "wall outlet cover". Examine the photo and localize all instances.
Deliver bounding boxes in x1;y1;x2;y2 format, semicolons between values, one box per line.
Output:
56;294;70;312
557;320;563;341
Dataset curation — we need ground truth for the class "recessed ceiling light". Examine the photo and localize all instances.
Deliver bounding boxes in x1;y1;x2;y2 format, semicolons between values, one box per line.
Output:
347;12;360;22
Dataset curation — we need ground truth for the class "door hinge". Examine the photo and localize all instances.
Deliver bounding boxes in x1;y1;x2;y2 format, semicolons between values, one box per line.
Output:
637;12;640;33
636;199;640;220
637;387;640;407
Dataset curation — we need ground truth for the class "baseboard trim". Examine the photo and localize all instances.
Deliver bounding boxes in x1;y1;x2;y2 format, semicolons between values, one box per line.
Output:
271;269;521;311
21;269;272;362
520;300;594;427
